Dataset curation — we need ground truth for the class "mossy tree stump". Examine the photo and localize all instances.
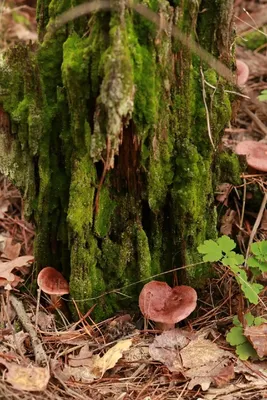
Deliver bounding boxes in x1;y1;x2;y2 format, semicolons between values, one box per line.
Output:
0;0;240;318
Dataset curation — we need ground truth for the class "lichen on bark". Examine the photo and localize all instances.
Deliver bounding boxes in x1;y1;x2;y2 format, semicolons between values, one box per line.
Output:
0;0;239;318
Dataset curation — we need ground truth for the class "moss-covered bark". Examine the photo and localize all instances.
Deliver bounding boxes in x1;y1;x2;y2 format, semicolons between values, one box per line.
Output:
0;0;239;318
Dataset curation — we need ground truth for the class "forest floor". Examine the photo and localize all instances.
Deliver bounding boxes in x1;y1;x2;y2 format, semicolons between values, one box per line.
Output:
1;0;267;399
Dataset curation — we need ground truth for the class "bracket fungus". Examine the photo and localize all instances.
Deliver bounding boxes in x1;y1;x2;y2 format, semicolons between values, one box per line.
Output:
235;140;267;172
37;267;69;310
139;281;197;331
236;60;249;86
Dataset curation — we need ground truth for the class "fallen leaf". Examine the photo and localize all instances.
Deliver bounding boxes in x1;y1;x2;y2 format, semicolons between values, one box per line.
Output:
68;344;93;367
0;358;50;391
0;255;34;282
2;238;21;260
124;342;150;366
54;339;133;383
244;323;267;358
220;209;237;236
210;363;235;387
180;337;227;369
4;332;29;355
0;275;23;289
93;338;133;377
0;200;9;219
54;362;97;383
149;329;195;371
186;360;230;391
149;330;235;391
34;311;54;331
0;233;8;252
216;183;232;206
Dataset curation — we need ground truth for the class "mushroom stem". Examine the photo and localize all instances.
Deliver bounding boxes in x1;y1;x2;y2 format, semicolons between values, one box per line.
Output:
155;322;175;331
50;294;62;309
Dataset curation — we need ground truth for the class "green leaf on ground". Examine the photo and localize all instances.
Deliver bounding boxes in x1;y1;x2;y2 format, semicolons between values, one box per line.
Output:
250;241;267;262
197;240;223;262
236;342;258;360
226;326;246;346
217;236;236;255
244;312;254;327
247;256;267;272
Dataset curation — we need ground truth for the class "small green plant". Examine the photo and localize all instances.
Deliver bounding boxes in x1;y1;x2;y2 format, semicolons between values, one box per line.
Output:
197;235;264;304
258;90;267;102
226;313;266;360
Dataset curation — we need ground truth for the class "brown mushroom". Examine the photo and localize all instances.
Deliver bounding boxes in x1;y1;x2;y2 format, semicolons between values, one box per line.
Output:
139;281;197;331
235;140;267;172
37;267;69;310
236;60;249;86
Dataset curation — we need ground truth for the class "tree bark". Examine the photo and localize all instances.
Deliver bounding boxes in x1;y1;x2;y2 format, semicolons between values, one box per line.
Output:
0;0;240;318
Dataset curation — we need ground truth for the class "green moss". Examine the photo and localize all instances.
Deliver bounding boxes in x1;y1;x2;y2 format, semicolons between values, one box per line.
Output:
67;156;95;235
94;186;116;237
237;29;267;51
136;226;152;279
217;151;241;185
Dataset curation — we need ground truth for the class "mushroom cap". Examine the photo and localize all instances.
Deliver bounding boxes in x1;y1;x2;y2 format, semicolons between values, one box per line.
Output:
37;267;69;295
236;60;249;86
139;281;197;324
235;140;267;172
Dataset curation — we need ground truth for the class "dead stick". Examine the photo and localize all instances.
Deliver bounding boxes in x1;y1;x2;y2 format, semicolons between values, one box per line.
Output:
10;294;48;366
245;191;267;264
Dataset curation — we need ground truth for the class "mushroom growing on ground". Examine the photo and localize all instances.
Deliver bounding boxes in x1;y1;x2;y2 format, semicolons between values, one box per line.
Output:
235;140;267;172
236;60;249;86
37;267;69;310
139;281;197;331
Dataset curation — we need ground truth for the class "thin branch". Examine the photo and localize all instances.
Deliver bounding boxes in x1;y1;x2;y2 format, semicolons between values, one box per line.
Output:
245;191;267;264
9;294;48;367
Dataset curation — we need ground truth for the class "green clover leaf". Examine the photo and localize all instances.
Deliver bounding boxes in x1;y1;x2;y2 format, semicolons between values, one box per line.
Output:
197;240;223;262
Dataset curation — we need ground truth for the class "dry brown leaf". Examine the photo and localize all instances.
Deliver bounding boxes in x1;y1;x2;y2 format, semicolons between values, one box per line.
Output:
124;342;150;366
180;337;227;369
4;332;29;355
2;238;21;260
55;338;133;383
149;330;234;391
149;329;195;372
186;360;230;391
35;311;54;331
0;275;23;289
0;255;34;282
220;209;237;236
0;233;8;252
68;344;93;367
0;199;9;219
216;183;232;206
0;358;50;391
244;324;267;358
213;363;235;387
260;210;267;231
55;362;97;383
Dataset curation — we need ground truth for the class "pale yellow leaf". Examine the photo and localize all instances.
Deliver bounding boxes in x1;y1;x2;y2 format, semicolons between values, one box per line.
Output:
93;338;133;377
0;358;49;391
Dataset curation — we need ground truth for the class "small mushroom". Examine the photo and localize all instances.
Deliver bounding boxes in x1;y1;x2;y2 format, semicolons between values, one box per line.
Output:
236;60;249;86
37;267;69;310
139;281;197;331
235;140;267;172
